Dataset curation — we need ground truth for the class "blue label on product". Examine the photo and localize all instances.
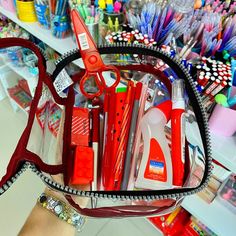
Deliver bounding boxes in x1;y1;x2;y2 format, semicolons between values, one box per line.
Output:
35;4;50;29
150;161;164;174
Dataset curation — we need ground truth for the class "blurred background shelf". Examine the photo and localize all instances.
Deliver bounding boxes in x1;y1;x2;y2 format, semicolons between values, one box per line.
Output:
0;6;76;55
182;194;236;236
0;54;37;96
187;121;236;173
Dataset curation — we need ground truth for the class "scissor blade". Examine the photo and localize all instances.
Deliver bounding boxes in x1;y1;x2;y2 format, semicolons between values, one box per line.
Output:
71;9;98;55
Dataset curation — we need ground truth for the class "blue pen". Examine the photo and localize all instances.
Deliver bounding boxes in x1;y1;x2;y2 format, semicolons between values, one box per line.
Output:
152;7;162;39
160;18;176;40
155;7;167;42
170;49;176;57
141;25;146;35
162;32;173;46
229;49;236;56
228;95;236;107
181;59;187;68
208;38;217;56
169;76;175;83
227;58;236;101
196;84;204;93
187;62;193;72
152;14;159;31
220;25;234;50
147;24;153;39
225;39;236;52
94;0;99;7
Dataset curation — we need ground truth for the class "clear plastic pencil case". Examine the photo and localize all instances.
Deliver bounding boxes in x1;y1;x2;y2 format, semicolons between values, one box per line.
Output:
0;34;212;217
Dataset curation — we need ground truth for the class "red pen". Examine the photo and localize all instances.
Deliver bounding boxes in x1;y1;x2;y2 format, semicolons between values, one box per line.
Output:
102;88;117;189
91;100;100;186
113;81;136;190
91;99;100;207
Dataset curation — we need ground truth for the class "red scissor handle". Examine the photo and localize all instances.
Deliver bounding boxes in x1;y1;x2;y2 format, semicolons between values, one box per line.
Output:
79;65;120;98
71;10;120;98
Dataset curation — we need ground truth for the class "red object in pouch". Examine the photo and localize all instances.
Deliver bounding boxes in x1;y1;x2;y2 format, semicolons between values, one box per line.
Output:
149;207;190;236
71;107;90;146
70;146;94;185
71;9;120;99
171;80;185;187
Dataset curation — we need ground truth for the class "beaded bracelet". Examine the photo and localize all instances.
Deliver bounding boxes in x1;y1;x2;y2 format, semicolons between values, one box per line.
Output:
37;193;86;231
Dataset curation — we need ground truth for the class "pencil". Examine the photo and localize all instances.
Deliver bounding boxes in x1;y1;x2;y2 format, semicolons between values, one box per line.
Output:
121;82;142;190
113;81;135;190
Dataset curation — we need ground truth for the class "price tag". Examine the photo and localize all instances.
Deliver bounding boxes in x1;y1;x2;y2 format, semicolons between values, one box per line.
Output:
78;33;89;51
53;69;73;95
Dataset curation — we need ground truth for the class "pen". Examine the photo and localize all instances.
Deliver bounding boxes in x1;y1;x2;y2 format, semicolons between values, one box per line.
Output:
112;82;135;190
121;82;142;190
114;17;119;32
108;17;114;30
91;100;100;207
179;37;194;59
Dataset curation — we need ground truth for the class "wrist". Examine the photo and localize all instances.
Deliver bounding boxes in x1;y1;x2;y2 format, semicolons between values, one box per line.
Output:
37;191;86;232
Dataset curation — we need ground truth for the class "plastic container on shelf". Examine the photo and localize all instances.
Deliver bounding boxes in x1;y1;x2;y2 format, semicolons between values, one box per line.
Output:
124;0;145;15
69;4;101;45
71;18;99;46
0;0;15;13
34;0;50;29
7;47;24;67
15;0;37;22
49;0;71;38
209;87;236;137
170;0;194;13
99;12;125;44
217;174;236;214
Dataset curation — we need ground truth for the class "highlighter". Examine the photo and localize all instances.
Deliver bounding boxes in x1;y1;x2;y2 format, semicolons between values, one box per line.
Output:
114;1;122;13
171;79;186;187
99;0;106;9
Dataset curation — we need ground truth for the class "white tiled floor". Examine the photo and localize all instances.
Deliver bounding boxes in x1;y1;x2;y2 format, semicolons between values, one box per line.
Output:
0;98;162;236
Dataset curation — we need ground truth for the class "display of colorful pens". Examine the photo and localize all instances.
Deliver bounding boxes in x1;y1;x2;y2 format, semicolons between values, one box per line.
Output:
105;29;158;46
50;0;71;38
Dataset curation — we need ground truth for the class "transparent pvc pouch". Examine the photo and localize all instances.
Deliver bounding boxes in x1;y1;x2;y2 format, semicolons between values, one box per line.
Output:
0;38;212;218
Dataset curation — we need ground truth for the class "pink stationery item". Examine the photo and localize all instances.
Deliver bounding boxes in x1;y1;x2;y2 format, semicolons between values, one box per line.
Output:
209;104;236;137
0;0;15;12
114;1;122;13
209;87;236;137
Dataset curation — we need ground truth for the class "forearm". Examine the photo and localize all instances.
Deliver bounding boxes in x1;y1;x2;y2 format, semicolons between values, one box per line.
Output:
18;203;76;236
18;193;76;236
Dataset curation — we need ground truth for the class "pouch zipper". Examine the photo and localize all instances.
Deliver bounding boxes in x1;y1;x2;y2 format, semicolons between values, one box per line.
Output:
0;44;212;201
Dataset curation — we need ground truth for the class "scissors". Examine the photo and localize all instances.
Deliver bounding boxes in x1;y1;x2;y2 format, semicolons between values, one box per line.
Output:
71;10;120;99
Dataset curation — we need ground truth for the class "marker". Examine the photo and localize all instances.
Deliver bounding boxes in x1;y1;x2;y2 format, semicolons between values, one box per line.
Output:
171;80;185;187
99;0;106;9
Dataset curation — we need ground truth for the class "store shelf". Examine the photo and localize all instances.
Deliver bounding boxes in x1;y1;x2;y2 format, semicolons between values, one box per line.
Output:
9;96;29;114
210;132;236;173
0;6;77;55
0;55;35;79
186;121;236;173
182;195;236;236
0;54;37;96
